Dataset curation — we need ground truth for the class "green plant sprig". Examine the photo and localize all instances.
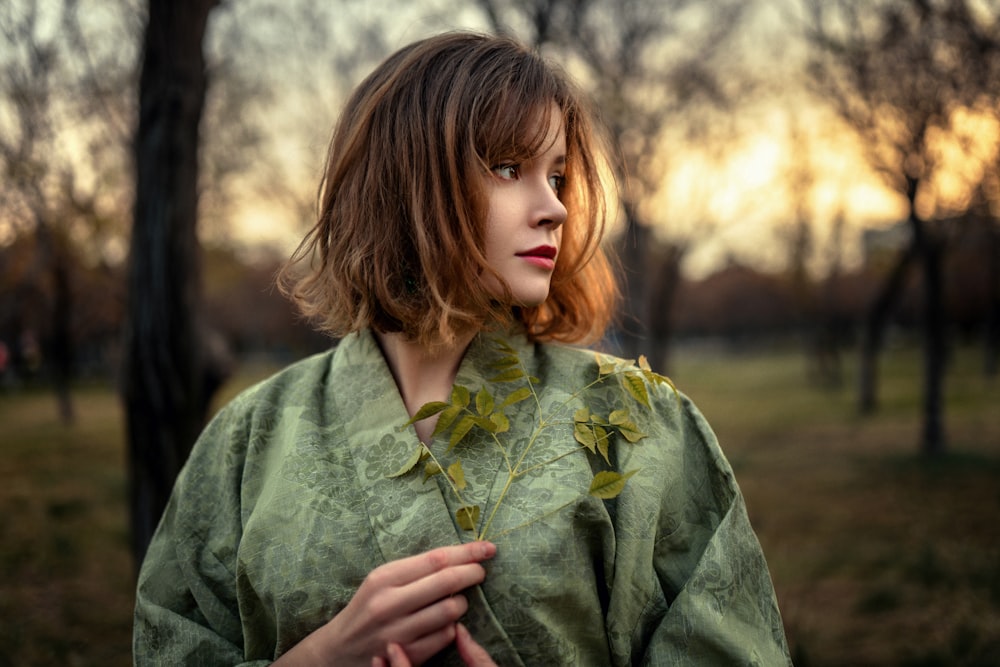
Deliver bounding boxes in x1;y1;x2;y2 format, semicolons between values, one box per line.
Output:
391;338;677;541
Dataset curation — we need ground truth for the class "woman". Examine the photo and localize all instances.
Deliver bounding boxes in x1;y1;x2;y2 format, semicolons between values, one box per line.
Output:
134;32;791;666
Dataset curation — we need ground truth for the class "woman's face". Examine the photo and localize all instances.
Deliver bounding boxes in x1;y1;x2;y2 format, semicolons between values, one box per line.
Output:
482;111;568;307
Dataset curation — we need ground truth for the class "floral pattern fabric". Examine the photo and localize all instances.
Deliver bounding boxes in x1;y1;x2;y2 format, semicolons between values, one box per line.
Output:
134;330;791;665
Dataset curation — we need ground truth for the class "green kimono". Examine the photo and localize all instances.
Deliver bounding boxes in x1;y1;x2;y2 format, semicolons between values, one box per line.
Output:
134;330;790;665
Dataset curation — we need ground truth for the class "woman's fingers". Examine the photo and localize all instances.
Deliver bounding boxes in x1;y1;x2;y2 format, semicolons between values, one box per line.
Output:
400;623;460;665
359;543;494;632
372;542;496;588
390;591;469;641
390;562;485;616
383;643;412;667
296;543;497;666
391;623;495;667
455;623;498;667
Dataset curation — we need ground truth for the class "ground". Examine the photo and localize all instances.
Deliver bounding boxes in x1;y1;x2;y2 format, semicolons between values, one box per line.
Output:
0;343;997;666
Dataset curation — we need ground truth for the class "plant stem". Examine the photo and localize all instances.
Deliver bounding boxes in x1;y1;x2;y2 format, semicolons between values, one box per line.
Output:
422;446;469;511
515;443;589;477
478;361;621;538
480;497;580;541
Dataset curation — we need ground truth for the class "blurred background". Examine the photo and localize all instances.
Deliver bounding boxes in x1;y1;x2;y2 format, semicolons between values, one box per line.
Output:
1;0;998;665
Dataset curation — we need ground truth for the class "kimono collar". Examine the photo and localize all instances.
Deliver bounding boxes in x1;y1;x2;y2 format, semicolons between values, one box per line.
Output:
328;329;528;665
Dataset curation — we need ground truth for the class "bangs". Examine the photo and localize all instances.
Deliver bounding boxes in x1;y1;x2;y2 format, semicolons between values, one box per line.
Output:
279;31;617;347
474;59;574;165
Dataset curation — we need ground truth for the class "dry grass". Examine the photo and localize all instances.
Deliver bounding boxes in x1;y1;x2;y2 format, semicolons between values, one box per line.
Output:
0;386;132;666
673;343;1000;666
0;343;997;666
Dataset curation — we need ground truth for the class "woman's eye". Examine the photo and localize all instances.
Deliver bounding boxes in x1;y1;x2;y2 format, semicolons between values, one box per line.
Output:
493;164;520;180
548;174;565;194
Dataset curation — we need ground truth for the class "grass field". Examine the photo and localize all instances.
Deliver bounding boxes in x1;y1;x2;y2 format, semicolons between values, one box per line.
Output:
1;343;998;666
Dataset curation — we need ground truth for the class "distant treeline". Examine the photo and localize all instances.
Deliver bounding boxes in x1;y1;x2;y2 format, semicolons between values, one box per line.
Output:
0;226;994;386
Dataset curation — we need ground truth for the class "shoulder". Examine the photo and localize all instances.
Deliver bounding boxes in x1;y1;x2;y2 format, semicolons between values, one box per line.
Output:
529;339;681;412
166;346;341;509
181;347;338;469
529;338;735;481
221;346;338;416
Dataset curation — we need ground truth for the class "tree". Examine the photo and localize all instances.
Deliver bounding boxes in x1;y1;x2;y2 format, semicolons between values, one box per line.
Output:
123;0;221;564
121;0;407;565
476;0;753;371
800;0;1000;455
197;0;396;244
0;0;136;421
976;150;1000;377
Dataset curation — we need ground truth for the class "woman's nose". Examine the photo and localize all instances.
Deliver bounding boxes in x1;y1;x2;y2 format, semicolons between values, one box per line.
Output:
534;182;567;228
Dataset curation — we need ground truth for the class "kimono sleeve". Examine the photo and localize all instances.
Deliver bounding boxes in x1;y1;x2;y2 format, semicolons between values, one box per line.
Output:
634;396;791;665
133;401;269;667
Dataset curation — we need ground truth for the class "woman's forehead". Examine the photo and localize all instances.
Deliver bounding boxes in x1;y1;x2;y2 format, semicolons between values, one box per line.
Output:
489;101;566;156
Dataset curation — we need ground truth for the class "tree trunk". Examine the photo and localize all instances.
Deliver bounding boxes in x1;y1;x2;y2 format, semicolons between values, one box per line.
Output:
858;239;916;415
647;242;685;375
50;252;74;424
123;0;219;567
614;204;651;361
35;220;75;423
913;216;947;456
986;220;1000;377
816;215;846;389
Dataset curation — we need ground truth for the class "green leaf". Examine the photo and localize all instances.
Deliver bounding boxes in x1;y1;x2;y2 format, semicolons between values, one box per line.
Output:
423;461;442;480
588;469;638;499
489;367;525;383
608;409;629;425
451;385;470;408
574;422;597;453
404;401;450;426
595;426;611;465
456;505;481;531
432;405;462;437
490;355;520;370
528;375;540;384
653;372;681;405
475;416;497;433
475;388;494;416
490;411;510;433
617;421;647;443
642;368;678;394
492;338;516;354
500;387;532;409
622;372;650;408
387;444;427;478
448;415;476;450
638;354;652;372
595;353;616;376
448;460;467;490
573;407;590;423
590;413;608;425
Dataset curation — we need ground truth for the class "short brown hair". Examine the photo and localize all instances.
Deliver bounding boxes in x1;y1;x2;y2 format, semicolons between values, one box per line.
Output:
279;32;618;347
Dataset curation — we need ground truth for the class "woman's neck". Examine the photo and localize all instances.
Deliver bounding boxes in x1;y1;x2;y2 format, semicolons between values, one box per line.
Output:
373;330;476;443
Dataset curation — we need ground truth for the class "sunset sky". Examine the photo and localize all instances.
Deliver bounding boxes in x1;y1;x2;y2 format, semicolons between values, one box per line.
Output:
8;0;994;280
213;0;923;280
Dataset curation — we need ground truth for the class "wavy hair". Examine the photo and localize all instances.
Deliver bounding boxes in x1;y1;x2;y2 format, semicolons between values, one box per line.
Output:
279;31;618;347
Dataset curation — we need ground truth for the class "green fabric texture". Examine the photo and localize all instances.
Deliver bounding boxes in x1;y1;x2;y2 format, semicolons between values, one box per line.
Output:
134;330;791;665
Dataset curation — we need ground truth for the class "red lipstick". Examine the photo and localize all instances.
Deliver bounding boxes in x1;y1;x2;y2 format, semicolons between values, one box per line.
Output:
516;245;557;270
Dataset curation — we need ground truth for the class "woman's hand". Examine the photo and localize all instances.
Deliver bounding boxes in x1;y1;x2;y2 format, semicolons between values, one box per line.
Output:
454;622;499;666
276;541;496;667
377;623;498;667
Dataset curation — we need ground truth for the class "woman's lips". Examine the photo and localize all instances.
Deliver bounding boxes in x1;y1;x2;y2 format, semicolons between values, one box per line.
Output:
516;245;557;270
